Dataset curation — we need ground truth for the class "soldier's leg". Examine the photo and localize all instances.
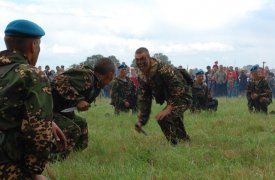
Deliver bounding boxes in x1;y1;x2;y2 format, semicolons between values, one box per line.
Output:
173;114;190;142
53;112;81;159
157;114;190;145
259;97;271;114
206;99;218;111
248;100;255;112
0;164;30;180
157;119;178;145
72;114;89;151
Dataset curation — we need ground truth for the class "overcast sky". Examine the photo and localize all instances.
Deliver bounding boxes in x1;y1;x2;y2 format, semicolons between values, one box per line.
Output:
1;0;275;69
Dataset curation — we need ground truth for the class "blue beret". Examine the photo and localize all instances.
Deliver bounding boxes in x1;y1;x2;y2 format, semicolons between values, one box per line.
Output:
196;70;204;75
5;19;45;38
118;64;128;69
250;64;259;72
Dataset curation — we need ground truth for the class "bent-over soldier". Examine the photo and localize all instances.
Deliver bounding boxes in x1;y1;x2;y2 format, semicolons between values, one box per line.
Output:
134;47;191;145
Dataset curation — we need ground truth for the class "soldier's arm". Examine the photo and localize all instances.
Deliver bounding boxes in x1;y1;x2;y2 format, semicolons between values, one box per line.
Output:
261;80;272;98
137;80;152;126
53;69;90;105
21;67;53;176
246;81;253;100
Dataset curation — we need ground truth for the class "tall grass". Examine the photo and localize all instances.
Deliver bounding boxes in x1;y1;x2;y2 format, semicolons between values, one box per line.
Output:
47;97;275;180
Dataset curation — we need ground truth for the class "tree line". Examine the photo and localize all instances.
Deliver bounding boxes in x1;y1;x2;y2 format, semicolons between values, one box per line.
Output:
70;53;171;69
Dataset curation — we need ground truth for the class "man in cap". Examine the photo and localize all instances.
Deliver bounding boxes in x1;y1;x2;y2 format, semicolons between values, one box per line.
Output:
110;63;137;115
246;64;272;113
134;47;191;145
191;70;218;112
0;19;66;180
51;58;115;159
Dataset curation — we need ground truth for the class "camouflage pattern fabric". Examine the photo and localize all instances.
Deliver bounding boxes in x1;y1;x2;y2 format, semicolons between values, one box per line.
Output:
51;66;101;158
246;78;272;113
0;50;53;179
111;77;137;114
137;59;192;145
191;80;218;112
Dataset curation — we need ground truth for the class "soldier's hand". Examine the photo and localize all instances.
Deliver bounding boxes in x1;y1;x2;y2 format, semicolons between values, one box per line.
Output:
124;101;130;108
32;174;48;180
77;100;90;111
155;105;172;121
135;121;142;133
251;93;258;100
52;122;68;152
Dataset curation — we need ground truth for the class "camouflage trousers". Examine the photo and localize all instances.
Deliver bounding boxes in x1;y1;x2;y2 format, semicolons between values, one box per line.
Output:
51;112;88;160
157;113;190;145
191;98;218;112
0;163;32;180
205;99;218;111
248;97;272;113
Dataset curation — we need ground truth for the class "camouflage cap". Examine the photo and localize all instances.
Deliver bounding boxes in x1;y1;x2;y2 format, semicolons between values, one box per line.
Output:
5;19;45;38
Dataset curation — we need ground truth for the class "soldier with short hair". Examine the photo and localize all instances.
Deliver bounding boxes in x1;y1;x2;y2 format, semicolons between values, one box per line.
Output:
111;64;137;115
51;58;115;159
0;19;66;180
191;70;218;112
246;64;272;113
134;47;191;145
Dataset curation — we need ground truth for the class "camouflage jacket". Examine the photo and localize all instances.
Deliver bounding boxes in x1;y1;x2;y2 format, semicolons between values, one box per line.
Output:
110;76;137;108
51;66;102;112
0;50;53;175
246;78;272;101
137;58;192;125
192;80;210;107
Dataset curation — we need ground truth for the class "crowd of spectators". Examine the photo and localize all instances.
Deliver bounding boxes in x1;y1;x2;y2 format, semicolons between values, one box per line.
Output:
39;61;275;99
187;61;275;98
38;65;65;81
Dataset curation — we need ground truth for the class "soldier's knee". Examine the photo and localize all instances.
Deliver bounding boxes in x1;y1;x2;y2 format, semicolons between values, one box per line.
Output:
259;97;271;106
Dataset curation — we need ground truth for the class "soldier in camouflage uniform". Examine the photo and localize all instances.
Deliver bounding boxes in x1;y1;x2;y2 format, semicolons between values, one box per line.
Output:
191;70;218;112
134;47;191;145
246;65;272;113
111;64;137;115
0;20;67;180
51;58;115;158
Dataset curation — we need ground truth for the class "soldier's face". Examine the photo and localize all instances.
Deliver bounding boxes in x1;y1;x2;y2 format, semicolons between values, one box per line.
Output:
135;53;150;73
257;69;265;78
101;71;114;86
196;74;204;81
120;68;127;77
30;39;41;66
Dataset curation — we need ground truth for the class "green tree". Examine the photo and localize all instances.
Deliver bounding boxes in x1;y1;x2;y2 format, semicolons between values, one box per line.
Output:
107;55;120;66
153;53;171;65
84;54;104;67
131;58;137;68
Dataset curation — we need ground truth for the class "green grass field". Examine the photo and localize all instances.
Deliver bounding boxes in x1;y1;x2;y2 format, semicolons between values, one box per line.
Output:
47;97;275;180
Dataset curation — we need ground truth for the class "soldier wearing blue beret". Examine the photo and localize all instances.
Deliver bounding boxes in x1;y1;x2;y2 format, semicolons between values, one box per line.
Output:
0;19;66;179
191;70;218;112
111;63;137;115
246;64;272;113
